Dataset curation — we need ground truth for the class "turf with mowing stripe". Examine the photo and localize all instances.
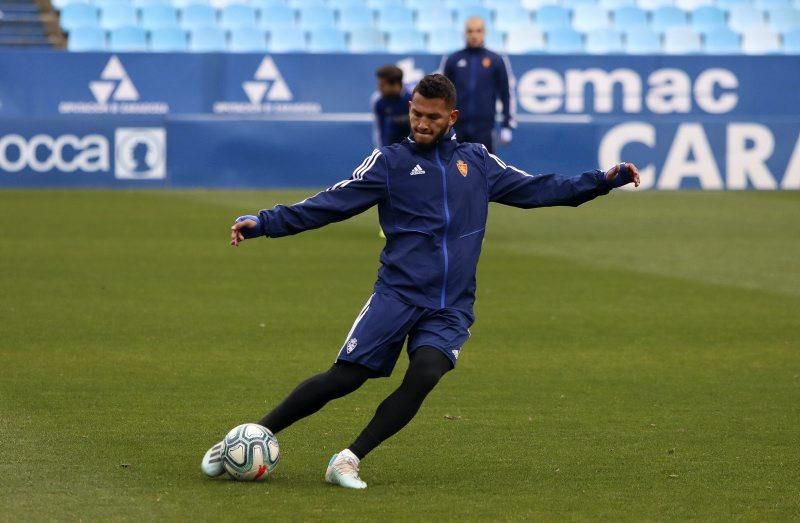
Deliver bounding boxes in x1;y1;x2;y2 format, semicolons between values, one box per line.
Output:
1;190;798;520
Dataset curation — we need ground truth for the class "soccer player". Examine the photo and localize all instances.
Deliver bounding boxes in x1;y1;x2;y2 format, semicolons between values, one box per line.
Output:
202;74;640;489
372;65;413;147
442;16;515;153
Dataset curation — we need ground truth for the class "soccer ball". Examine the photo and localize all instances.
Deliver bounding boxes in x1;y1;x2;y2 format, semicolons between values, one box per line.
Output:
221;423;280;481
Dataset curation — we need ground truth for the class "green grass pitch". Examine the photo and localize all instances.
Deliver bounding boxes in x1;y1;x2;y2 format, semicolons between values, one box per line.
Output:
2;190;799;520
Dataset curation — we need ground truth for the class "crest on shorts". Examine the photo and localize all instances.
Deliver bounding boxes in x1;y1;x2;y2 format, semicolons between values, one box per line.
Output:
482;57;491;68
456;160;468;177
346;338;358;353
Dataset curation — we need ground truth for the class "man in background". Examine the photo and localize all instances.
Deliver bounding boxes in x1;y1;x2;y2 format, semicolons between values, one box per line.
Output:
442;16;515;153
372;65;412;147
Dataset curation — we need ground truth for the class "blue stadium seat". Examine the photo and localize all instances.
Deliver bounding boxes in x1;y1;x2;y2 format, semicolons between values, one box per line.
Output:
454;6;493;26
100;4;138;30
258;5;296;30
663;26;702;52
521;0;555;8
377;6;414;31
755;0;790;8
741;26;781;52
573;5;611;31
267;27;307;50
535;6;571;31
485;0;523;8
299;6;335;30
416;7;454;31
494;7;534;32
386;28;426;52
562;0;597;8
348;27;386;52
67;26;106;50
367;0;402;7
220;4;257;29
308;27;347;51
405;0;433;9
445;0;481;8
637;0;674;9
132;0;170;7
546;27;583;52
702;27;740;52
426;28;462;53
624;27;662;52
229;27;267;51
613;6;648;30
250;0;286;8
181;4;217;30
716;0;749;11
109;25;147;50
93;0;130;9
485;29;505;50
600;0;636;8
190;26;227;50
60;3;99;31
170;0;204;8
768;7;800;32
585;28;624;52
690;6;726;33
149;27;189;50
783;28;800;52
728;5;766;32
53;0;89;10
338;7;374;31
328;0;366;8
141;5;179;30
288;0;324;7
651;6;687;32
505;24;545;52
676;0;713;8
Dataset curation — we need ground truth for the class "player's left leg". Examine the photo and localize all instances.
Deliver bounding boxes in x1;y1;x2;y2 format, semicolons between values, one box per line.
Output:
324;347;452;489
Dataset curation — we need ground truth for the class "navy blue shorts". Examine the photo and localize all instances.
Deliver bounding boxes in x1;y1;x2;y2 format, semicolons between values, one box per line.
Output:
335;292;473;377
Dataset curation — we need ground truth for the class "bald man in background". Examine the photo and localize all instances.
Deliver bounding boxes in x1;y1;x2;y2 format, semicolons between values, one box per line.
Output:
442;17;516;154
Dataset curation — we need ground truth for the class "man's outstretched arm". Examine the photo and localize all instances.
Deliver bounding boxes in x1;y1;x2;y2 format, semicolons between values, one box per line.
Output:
231;149;386;246
484;148;640;209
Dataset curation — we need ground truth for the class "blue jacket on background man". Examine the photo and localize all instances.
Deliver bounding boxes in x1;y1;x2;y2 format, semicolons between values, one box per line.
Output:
243;129;630;319
442;47;515;153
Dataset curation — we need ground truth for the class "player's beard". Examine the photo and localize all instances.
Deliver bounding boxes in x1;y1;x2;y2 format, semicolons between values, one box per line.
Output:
413;126;451;149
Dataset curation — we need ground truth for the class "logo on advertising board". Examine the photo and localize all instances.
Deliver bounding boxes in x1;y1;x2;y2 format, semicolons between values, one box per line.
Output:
212;56;321;115
114;128;166;179
0;127;166;179
58;56;169;115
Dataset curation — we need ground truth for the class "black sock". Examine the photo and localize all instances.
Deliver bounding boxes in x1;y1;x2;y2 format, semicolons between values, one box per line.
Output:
349;347;452;459
259;361;376;434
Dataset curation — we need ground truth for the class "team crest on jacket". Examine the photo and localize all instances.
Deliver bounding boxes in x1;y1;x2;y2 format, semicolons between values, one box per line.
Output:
482;57;491;68
457;160;468;177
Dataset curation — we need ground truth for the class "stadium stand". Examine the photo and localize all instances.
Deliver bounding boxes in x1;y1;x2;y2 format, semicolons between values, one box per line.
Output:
52;0;800;53
108;24;147;49
703;26;741;51
149;26;189;49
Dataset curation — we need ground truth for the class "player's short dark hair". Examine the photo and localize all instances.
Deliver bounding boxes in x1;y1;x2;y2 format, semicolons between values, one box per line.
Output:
375;65;403;85
412;74;457;109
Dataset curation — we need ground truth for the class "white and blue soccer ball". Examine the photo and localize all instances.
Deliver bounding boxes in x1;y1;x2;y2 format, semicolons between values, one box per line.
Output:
222;423;280;481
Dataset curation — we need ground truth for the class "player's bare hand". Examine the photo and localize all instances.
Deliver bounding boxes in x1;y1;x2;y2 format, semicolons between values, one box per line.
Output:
230;218;257;247
606;162;641;188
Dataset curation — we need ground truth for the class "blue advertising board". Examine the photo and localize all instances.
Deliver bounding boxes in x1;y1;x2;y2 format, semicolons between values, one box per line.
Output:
0;51;798;189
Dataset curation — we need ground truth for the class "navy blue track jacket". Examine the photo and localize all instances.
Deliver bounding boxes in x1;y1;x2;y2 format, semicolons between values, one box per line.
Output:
248;129;629;318
442;47;514;131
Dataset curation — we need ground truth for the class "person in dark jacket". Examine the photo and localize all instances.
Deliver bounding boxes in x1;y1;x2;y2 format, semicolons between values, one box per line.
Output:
202;74;640;489
372;64;412;147
442;16;515;153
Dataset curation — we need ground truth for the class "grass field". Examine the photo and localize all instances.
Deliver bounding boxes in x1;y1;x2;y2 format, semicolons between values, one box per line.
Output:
2;190;799;520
